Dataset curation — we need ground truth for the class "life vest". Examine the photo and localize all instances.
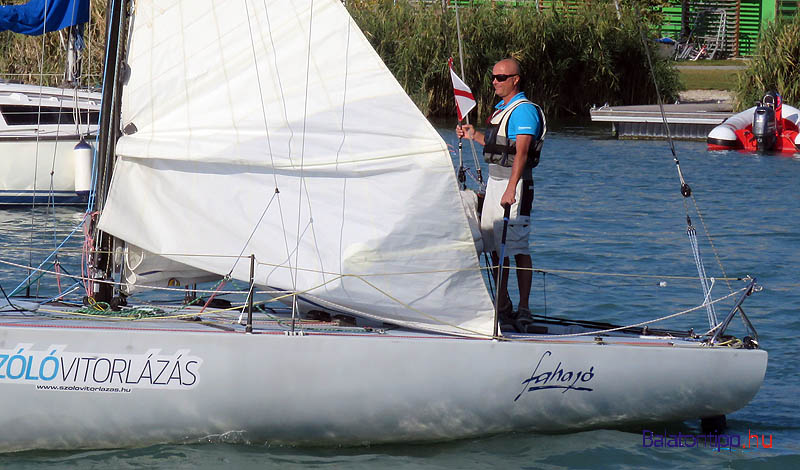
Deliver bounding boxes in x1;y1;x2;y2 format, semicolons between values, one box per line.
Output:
483;98;546;169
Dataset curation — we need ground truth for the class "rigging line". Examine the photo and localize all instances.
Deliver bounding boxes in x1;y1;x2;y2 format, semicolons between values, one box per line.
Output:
8;219;87;297
85;1;94;126
636;12;733;302
52;275;349;321
519;266;742;282
293;0;317;302
2;254;250;296
251;258;744;282
537;271;665;288
293;0;355;293
337;10;353;280
240;0;301;310
513;287;747;341
637;14;691;199
689;193;733;293
255;0;295;288
293;283;745;341
46;87;73;245
257;218;314;288
27;9;52;288
542;271;547;317
689;226;718;327
42;282;82;304
0;253;744;286
0;283;26;312
226;190;278;277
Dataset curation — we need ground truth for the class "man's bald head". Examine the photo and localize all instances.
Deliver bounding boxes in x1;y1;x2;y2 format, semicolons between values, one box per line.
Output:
494;58;521;76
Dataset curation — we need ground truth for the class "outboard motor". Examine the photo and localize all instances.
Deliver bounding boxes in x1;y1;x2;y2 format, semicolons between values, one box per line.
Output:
752;104;777;152
764;90;783;134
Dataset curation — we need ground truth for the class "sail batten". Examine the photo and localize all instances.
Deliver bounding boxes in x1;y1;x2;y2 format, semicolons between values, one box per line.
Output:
98;0;496;336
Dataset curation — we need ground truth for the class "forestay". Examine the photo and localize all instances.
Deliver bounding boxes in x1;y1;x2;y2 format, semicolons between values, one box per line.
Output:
98;0;496;336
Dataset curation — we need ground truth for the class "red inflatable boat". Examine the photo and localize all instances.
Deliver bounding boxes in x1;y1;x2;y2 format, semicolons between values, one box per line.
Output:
707;91;800;153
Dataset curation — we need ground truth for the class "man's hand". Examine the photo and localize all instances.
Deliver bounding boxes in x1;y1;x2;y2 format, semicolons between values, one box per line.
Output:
456;124;474;140
501;185;516;207
456;124;485;145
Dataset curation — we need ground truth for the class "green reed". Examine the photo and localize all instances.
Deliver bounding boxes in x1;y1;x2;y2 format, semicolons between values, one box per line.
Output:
348;0;680;119
735;14;800;111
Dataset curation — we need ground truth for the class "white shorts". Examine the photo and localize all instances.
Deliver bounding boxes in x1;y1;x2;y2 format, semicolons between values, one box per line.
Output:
480;164;533;256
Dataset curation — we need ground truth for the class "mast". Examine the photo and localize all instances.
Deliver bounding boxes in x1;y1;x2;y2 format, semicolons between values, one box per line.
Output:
89;0;130;304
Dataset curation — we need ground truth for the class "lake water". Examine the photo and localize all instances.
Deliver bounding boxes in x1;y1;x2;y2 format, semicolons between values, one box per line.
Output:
1;124;798;468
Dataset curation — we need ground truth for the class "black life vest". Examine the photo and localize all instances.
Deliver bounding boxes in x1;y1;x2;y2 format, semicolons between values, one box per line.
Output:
483;98;546;168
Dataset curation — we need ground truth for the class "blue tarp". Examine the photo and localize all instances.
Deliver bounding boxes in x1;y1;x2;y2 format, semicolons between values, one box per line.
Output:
0;0;89;36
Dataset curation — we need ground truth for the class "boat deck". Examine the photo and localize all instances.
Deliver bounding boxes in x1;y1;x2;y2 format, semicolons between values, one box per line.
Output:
0;300;704;348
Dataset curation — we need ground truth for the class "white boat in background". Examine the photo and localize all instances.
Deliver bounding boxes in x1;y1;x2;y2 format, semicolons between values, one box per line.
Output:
0;82;100;205
0;0;766;451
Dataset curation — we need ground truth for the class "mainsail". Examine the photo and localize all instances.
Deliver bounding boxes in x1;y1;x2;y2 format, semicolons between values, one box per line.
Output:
97;0;496;336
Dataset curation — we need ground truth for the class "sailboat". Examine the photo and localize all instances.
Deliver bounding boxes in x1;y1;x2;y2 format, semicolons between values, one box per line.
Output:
0;0;100;205
0;0;766;451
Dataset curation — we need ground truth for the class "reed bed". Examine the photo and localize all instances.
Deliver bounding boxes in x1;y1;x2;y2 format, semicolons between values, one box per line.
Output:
348;0;680;119
1;0;681;120
734;14;800;111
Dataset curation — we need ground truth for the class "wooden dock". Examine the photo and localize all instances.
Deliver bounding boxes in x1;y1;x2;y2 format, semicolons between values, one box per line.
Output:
590;102;732;140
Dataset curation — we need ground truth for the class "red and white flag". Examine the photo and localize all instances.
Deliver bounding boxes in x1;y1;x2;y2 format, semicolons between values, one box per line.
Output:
448;57;476;122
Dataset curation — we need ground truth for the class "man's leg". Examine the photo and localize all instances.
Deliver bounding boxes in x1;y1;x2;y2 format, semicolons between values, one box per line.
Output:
491;251;513;314
515;253;532;312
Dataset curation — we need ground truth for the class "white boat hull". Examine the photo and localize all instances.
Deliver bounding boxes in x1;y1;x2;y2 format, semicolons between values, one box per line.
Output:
0;321;767;451
0;137;89;205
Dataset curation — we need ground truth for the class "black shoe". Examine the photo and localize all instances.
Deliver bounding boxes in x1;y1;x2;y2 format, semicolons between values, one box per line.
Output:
511;307;534;333
497;304;515;330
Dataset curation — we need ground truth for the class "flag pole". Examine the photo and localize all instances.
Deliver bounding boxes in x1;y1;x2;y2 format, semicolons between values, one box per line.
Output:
454;2;466;189
454;2;482;185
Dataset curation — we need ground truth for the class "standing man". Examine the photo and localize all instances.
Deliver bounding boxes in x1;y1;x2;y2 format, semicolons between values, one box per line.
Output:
456;58;546;332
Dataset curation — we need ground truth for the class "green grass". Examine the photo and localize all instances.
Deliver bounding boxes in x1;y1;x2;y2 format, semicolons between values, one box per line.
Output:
679;68;740;91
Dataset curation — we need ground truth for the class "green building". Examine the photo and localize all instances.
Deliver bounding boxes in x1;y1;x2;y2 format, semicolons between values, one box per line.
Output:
661;0;798;56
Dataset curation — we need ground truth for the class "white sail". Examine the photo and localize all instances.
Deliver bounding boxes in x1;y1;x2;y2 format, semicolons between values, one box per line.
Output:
98;0;496;335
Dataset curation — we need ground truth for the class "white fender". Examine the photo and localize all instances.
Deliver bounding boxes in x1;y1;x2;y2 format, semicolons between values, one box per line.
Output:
73;138;93;197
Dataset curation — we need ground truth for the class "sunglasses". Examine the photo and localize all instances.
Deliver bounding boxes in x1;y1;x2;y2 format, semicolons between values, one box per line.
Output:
491;73;517;82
